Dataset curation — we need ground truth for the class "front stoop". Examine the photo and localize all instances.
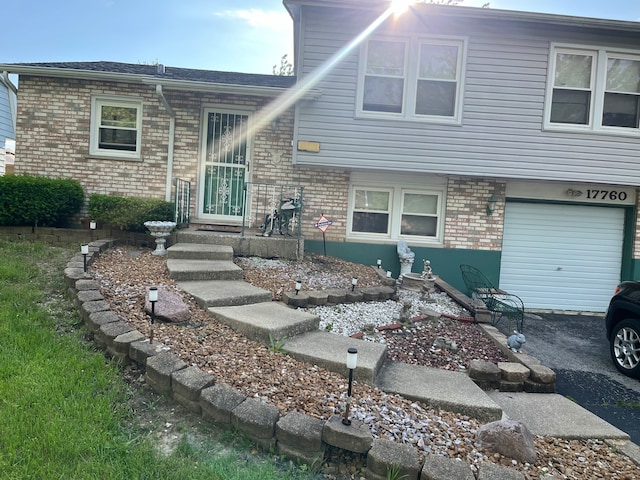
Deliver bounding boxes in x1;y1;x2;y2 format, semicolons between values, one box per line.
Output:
208;302;319;345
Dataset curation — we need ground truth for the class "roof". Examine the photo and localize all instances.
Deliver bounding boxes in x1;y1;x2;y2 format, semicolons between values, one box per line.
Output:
0;61;304;98
283;1;640;33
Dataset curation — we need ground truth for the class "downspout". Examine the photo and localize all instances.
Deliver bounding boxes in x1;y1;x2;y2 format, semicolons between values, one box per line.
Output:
155;83;175;202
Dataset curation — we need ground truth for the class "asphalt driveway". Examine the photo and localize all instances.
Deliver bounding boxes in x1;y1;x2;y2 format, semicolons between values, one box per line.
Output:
497;313;640;444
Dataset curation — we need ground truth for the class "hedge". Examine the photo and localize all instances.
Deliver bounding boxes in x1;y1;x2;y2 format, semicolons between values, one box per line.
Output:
88;194;174;232
0;175;84;227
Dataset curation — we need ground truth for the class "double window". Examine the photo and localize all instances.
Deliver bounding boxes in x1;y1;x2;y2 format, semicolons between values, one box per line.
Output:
547;45;640;133
358;36;466;123
90;96;142;158
348;175;445;243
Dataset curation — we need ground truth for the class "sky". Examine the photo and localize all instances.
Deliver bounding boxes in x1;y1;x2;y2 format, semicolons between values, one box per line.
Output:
3;0;640;75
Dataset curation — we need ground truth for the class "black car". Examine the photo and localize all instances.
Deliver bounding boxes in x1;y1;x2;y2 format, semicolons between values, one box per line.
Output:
605;281;640;378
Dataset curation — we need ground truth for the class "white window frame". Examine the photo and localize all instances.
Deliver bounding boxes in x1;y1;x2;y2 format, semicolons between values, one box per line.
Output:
347;174;446;245
90;96;143;159
545;44;640;136
356;35;467;124
350;186;394;238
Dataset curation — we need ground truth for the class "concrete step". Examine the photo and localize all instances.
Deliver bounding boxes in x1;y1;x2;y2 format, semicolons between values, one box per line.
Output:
374;361;503;423
177;280;272;308
283;331;387;385
208;302;319;345
167;259;243;281
167;243;234;261
488;391;630;440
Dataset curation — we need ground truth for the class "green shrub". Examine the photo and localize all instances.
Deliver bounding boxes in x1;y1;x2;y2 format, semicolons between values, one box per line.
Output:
88;194;174;232
0;175;84;227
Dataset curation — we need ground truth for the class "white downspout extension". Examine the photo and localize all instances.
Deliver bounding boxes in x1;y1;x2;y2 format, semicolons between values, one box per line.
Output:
155;84;176;202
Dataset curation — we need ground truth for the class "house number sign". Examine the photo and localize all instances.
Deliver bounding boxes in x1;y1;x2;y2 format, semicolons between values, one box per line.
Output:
566;188;629;202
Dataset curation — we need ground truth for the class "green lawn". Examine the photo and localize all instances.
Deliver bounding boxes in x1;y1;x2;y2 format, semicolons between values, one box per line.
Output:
0;240;321;480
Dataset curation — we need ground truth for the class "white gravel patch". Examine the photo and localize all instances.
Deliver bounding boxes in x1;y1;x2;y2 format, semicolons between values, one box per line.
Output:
306;290;469;338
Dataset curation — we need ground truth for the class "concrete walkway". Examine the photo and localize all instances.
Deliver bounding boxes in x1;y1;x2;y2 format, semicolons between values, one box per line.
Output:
166;241;637;462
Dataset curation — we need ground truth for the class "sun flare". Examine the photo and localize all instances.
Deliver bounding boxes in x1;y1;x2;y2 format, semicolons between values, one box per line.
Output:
391;0;415;16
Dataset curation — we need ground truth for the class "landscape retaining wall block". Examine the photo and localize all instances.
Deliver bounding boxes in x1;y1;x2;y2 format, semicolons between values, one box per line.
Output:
145;351;187;394
232;398;280;450
200;383;246;426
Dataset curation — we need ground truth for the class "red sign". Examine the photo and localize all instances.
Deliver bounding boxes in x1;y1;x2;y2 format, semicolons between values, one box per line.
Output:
314;214;333;233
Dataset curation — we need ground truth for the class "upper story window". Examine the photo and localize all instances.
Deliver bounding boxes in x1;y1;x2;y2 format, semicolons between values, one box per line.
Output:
546;45;640;135
90;96;142;159
358;36;466;123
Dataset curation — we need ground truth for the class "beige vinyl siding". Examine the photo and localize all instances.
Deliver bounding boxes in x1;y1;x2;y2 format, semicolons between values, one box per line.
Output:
293;7;640;185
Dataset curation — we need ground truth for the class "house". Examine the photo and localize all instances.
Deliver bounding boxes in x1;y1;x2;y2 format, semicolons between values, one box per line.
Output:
280;1;640;312
0;73;17;174
2;3;640;311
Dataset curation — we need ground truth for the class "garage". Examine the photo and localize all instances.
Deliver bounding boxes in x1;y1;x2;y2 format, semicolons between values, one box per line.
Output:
499;202;625;312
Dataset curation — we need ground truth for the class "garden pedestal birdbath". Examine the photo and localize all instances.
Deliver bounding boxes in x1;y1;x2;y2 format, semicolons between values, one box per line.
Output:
144;221;176;256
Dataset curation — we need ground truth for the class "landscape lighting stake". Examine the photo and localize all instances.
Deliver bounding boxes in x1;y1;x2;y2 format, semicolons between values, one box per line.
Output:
295;279;302;295
376;259;382;269
149;286;158;344
89;220;96;240
81;244;89;273
343;347;358;426
351;277;358;291
386;270;392;278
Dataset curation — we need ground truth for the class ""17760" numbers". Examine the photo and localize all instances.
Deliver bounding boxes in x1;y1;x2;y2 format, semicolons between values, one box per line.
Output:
586;189;627;201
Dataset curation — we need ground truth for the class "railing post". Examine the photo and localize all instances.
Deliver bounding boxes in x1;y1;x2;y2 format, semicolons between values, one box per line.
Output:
241;182;248;237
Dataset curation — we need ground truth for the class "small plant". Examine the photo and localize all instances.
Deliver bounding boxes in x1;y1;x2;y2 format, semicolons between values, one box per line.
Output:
325;322;333;332
268;334;288;354
386;464;408;480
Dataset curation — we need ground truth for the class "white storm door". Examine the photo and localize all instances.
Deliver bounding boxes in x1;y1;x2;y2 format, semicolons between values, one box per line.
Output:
198;109;250;222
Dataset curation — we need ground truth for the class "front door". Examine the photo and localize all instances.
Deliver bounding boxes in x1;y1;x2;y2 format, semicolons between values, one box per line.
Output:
198;108;250;223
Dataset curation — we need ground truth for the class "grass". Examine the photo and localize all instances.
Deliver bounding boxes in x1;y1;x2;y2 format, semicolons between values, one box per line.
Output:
0;240;322;480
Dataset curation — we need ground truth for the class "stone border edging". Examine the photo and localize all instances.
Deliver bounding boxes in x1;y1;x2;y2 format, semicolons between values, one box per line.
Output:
63;239;542;480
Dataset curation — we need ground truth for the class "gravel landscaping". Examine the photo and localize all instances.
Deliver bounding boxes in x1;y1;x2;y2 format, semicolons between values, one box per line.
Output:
91;247;640;479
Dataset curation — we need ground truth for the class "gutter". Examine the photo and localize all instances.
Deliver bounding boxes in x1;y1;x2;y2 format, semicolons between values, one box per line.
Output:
282;1;640;33
1;71;18;95
155;84;176;202
0;64;321;100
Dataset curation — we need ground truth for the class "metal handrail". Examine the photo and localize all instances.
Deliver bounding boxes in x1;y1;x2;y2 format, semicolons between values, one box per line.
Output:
242;182;304;241
173;178;191;228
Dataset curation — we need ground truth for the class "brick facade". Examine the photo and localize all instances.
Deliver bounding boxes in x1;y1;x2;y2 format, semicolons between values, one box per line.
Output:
15;75;513;251
444;177;505;251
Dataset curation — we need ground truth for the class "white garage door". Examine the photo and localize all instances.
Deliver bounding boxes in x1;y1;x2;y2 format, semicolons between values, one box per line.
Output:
499;202;624;312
